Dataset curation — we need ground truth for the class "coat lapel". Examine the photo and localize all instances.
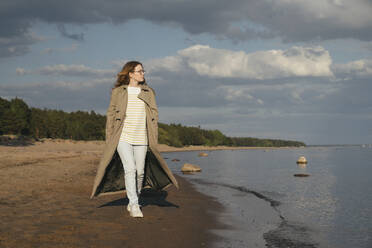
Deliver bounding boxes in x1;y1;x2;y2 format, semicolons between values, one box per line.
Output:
138;84;151;107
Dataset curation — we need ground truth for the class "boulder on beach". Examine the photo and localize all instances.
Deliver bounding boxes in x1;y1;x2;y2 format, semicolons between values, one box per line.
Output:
198;152;208;157
181;163;202;172
296;156;307;164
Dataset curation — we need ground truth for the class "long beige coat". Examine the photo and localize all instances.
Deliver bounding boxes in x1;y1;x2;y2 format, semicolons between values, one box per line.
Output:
90;84;178;198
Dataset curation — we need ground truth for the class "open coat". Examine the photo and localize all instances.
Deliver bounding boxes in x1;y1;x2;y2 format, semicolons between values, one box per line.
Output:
90;84;178;198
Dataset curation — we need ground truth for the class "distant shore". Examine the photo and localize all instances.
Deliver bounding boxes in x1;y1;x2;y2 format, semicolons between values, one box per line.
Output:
157;143;304;152
0;135;304;152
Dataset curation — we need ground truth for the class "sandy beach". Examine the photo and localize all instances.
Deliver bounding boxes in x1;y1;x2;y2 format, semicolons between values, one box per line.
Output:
0;139;227;248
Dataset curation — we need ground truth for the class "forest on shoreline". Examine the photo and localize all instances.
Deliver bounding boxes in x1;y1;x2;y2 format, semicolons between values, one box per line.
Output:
0;97;306;147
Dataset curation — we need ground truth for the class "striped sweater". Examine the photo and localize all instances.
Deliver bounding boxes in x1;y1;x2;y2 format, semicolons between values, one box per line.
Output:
119;86;148;145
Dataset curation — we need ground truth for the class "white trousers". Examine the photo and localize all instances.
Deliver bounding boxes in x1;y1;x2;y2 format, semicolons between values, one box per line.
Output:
117;140;148;206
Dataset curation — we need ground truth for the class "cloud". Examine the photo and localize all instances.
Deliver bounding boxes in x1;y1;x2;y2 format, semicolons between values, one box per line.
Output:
12;44;358;114
143;44;372;120
332;59;372;78
252;0;372;42
0;32;44;57
17;64;116;77
0;77;114;111
2;0;372;57
224;88;254;101
148;56;184;73
57;24;84;41
15;67;27;76
148;44;333;79
51;78;114;90
0;80;113;112
210;80;343;110
4;49;372;144
213;86;266;106
42;43;78;54
2;77;113;91
290;89;305;103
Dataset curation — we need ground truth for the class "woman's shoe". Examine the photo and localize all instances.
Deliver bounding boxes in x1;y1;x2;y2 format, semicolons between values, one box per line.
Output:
128;204;143;218
127;204;142;212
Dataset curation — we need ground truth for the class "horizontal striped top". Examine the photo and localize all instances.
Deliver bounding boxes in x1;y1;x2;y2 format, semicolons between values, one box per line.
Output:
120;87;148;145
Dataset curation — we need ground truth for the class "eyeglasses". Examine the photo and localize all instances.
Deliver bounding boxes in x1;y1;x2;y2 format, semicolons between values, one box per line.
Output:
133;70;145;74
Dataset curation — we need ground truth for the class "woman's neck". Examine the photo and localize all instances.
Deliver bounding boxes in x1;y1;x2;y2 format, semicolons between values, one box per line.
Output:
128;80;140;87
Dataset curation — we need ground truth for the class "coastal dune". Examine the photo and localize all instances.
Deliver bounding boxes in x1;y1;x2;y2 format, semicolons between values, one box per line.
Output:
0;140;225;248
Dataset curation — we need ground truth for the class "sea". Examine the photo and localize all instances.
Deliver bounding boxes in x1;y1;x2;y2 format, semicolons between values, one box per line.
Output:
163;146;372;248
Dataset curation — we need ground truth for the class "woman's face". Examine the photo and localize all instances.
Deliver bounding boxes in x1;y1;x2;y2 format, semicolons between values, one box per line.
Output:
129;64;145;83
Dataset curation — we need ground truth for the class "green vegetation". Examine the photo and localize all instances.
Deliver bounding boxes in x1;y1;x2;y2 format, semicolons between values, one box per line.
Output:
0;97;305;147
158;123;305;147
0;97;105;140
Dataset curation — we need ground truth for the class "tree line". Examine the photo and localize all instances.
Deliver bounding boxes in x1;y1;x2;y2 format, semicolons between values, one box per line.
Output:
158;123;305;147
0;97;306;147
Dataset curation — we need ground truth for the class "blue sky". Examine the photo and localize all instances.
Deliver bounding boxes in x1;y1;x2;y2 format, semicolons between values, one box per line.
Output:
1;0;372;145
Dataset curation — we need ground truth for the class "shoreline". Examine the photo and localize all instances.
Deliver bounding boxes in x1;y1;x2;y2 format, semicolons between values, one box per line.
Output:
0;136;304;152
0;139;226;248
157;143;304;152
0;139;299;247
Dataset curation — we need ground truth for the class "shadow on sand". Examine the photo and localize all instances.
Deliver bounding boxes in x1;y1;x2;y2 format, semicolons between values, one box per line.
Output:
98;188;179;209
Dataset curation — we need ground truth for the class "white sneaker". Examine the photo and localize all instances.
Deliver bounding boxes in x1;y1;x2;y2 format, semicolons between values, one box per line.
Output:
128;204;143;218
127;204;142;212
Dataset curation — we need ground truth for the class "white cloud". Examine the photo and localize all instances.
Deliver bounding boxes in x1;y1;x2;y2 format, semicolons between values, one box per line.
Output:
332;59;372;78
38;64;115;77
15;67;27;76
210;80;343;109
147;56;184;73
149;44;334;79
224;88;254;101
16;64;116;77
1;77;113;91
51;78;113;90
211;85;266;106
291;89;305;102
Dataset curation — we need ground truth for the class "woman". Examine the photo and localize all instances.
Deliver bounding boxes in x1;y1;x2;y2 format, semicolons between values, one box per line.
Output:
90;61;179;218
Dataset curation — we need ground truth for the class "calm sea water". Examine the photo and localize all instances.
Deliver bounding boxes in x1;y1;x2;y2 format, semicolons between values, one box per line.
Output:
164;146;372;248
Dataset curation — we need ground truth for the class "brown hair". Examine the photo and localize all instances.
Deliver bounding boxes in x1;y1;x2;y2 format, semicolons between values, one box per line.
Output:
114;61;146;88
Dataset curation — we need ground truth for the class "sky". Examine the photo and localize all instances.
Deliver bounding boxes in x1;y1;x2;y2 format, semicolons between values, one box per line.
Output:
1;0;372;145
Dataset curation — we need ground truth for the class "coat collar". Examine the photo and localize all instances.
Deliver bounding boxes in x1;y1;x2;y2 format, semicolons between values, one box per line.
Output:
117;84;152;106
119;83;150;91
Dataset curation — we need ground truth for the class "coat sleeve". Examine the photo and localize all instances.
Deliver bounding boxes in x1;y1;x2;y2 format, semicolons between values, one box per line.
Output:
105;89;117;143
149;88;159;143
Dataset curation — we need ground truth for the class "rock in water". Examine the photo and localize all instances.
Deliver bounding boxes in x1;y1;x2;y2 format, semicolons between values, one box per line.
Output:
297;156;307;164
181;163;202;173
198;152;208;157
294;173;310;177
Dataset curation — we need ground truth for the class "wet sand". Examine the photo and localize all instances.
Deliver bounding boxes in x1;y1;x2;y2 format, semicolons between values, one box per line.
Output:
0;140;226;248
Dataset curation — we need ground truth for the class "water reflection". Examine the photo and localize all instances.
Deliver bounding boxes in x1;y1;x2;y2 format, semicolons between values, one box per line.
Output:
164;147;372;248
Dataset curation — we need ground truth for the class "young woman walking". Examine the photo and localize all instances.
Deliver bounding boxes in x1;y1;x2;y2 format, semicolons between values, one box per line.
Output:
90;61;178;218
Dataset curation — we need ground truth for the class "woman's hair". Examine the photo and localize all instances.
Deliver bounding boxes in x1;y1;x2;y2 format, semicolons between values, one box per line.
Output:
114;61;146;88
